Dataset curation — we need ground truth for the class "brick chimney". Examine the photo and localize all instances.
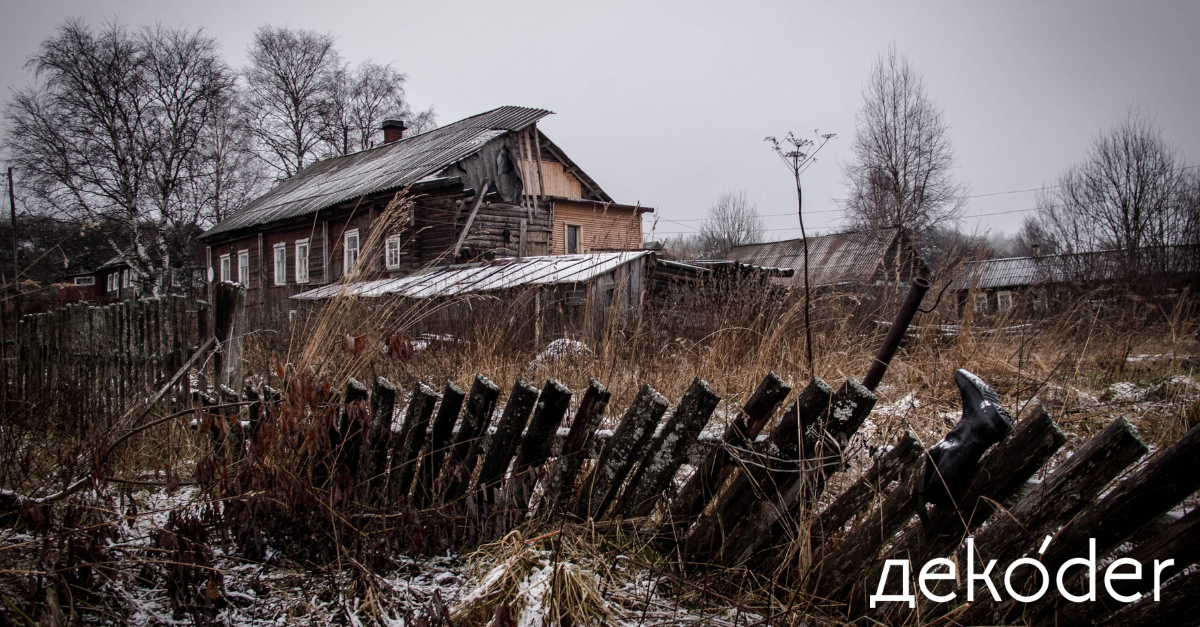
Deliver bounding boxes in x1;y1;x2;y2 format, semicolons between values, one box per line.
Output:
382;119;407;143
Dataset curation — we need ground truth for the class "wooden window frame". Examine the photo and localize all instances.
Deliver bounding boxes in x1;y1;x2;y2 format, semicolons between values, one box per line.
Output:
295;239;310;284
566;224;581;255
273;243;287;286
75;276;94;286
219;254;231;283
997;290;1013;312
974;293;988;314
237;249;250;286
385;235;401;270
344;229;360;277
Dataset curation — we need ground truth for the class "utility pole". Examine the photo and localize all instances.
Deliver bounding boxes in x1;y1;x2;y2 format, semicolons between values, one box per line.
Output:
8;167;19;341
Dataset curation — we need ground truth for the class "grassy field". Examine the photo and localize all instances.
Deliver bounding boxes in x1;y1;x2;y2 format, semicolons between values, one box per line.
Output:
1;275;1197;625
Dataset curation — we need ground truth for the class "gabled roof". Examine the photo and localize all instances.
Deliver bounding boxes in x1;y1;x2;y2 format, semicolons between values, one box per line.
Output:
954;245;1200;290
291;251;652;300
202;106;553;240
725;228;902;287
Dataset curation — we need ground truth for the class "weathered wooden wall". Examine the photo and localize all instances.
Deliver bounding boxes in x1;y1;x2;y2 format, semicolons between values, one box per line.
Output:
9;296;205;423
550;200;644;254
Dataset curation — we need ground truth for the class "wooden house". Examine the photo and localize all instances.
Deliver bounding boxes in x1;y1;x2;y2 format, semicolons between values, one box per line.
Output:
724;228;925;289
954;245;1200;317
198;106;653;329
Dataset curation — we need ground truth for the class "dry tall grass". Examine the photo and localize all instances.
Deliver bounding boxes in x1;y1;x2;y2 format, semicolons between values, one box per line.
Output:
2;198;1197;624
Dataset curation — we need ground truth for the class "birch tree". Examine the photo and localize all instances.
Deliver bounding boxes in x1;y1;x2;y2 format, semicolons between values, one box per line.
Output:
4;20;236;296
842;46;966;235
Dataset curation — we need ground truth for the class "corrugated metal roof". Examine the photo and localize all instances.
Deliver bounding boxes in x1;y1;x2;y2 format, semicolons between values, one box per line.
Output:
954;246;1200;290
291;251;651;300
724;228;899;287
954;257;1047;290
203;106;552;240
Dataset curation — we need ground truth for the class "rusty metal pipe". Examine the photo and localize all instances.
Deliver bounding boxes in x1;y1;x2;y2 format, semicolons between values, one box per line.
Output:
862;277;932;392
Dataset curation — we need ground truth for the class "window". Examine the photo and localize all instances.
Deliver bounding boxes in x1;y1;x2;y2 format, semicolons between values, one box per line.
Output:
237;249;250;285
566;225;580;255
385;236;401;269
343;229;360;276
74;276;94;286
121;269;130;288
974;293;988;314
107;273;118;292
273;243;287;286
219;254;231;282
997;290;1013;312
295;239;310;283
565;287;587;306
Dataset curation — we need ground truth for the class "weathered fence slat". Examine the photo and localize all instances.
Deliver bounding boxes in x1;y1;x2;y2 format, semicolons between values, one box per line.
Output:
811;430;923;550
615;378;721;519
364;377;399;493
1058;506;1200;626
218;385;245;463
413;380;467;508
964;419;1200;626
474;379;540;504
670;373;791;528
335;378;370;480
387;382;437;501
574;383;669;520
443;375;501;504
540;378;609;512
681;378;833;561
858;406;1065;618
507;378;573;510
741;378;879;564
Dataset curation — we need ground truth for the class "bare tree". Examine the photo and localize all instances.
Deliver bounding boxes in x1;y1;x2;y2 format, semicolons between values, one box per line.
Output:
323;61;437;155
5;19;235;296
842;46;966;235
1031;111;1196;274
698;189;764;257
244;25;340;178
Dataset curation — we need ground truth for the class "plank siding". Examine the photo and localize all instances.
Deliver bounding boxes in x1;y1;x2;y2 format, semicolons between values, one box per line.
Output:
551;200;643;254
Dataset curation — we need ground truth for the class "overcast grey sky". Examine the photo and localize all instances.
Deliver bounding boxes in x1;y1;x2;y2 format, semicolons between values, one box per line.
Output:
3;0;1199;242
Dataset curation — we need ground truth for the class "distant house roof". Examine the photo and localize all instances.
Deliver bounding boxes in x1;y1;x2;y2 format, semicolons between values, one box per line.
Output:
203;106;569;241
724;228;903;287
954;245;1200;291
291;251;652;300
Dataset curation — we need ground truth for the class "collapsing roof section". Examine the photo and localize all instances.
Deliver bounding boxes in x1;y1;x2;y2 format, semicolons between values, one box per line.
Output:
291;251;653;300
202;106;558;240
724;228;902;287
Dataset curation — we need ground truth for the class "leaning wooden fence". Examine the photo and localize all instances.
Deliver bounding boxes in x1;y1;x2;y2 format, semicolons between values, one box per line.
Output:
10;296;206;421
199;368;1199;626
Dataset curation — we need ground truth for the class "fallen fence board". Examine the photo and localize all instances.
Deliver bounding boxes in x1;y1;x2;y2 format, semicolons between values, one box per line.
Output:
574;384;669;520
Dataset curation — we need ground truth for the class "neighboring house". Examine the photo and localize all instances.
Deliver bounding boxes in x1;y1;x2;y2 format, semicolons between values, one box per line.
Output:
954;245;1200;316
724;228;925;289
199;106;653;329
57;257;136;304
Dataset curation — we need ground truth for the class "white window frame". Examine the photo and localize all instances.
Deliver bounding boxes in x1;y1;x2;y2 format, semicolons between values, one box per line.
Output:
385;235;401;270
343;229;360;276
295;239;310;284
121;269;130;288
273;243;287;286
237;249;250;285
107;273;117;292
974;293;988;314
75;276;94;286
219;254;231;283
996;290;1013;312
